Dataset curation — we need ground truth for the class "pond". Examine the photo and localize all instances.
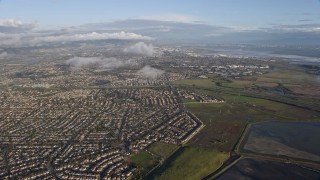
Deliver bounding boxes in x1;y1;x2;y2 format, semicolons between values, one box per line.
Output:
239;121;320;162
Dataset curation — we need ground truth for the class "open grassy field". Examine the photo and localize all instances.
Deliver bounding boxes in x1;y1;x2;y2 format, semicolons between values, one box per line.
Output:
225;95;289;112
219;79;252;89
151;147;228;180
182;98;198;103
130;151;158;178
174;69;320;103
184;94;320;152
148;142;179;159
173;78;216;89
185;102;249;151
153;69;320;179
252;70;320;97
173;69;320;120
225;95;320;119
255;70;318;85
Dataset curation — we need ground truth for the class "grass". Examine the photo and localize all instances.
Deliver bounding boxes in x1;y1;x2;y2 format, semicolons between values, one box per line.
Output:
164;70;320;177
152;147;228;180
254;82;279;88
182;98;198;103
130;151;158;177
185;102;248;151
173;75;320;121
186;101;226;108
174;78;250;90
173;79;217;89
148;142;179;159
221;80;252;89
184;95;320;151
255;70;318;85
226;95;320;119
174;78;252;90
173;69;320;97
226;95;289;112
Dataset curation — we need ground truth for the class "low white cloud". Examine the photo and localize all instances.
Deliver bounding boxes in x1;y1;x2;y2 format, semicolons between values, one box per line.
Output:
32;31;153;43
269;24;320;32
230;26;261;32
124;42;154;56
205;33;223;37
0;19;24;28
137;13;200;24
0;51;7;58
156;26;171;32
0;31;154;47
137;65;164;79
0;33;23;46
66;57;124;69
0;18;36;31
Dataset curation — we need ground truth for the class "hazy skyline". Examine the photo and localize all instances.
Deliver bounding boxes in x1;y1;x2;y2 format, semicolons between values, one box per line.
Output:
0;0;320;28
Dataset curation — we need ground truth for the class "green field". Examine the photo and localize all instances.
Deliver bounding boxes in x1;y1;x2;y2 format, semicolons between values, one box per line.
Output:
220;79;252;89
185;102;248;151
227;95;320;120
130;151;158;178
182;98;198;103
174;69;320;106
173;79;215;88
143;69;320;179
185;102;226;107
226;95;289;111
152;147;228;180
255;70;318;84
174;72;320;121
173;78;252;90
148;142;179;159
184;93;320;152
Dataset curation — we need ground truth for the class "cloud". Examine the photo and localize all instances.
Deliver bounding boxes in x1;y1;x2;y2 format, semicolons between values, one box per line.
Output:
137;65;164;79
205;33;223;37
0;18;36;32
0;33;25;46
32;31;153;43
269;24;320;32
66;57;124;69
124;42;154;56
137;13;200;24
298;19;313;22
285;13;313;16
0;19;24;28
0;51;7;58
229;26;261;32
79;19;232;43
0;31;154;47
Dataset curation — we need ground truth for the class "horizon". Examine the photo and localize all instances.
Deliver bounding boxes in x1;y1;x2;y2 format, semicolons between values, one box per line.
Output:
0;0;320;29
1;0;320;47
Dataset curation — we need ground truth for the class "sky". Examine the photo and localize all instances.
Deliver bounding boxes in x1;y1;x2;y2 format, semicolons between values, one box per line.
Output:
0;0;320;28
0;0;320;47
